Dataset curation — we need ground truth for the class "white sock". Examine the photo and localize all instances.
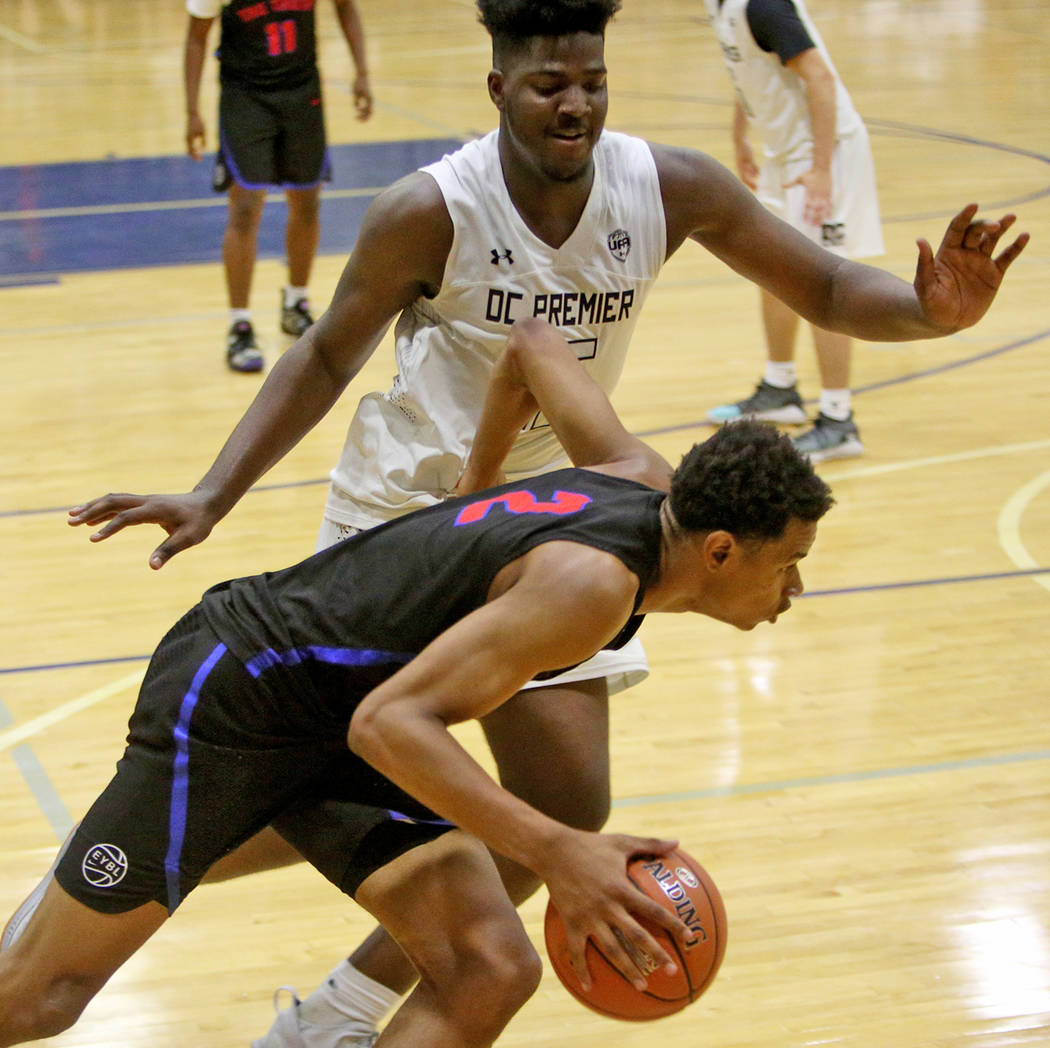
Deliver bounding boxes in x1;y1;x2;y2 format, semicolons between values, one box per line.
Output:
819;388;852;421
229;308;252;326
297;960;401;1034
764;360;797;389
284;285;309;308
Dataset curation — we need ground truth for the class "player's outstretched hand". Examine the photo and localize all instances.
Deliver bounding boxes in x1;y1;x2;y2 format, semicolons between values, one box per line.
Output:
539;830;691;993
67;490;219;569
915;204;1029;332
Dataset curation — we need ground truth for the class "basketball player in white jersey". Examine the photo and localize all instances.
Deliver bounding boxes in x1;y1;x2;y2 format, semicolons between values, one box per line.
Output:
68;1;1026;1044
704;0;884;462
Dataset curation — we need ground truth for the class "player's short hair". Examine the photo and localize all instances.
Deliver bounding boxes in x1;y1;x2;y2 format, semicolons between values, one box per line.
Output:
669;420;834;541
477;0;621;61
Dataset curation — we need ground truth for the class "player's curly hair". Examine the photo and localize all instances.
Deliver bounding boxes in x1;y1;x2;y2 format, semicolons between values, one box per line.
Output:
669;420;834;540
477;0;621;49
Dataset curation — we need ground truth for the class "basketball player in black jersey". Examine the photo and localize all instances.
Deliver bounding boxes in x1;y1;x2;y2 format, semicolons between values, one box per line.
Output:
75;1;1025;1043
184;0;372;372
0;317;833;1047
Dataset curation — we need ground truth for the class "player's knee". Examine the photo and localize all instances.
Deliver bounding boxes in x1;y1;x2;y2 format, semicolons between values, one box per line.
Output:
561;777;611;833
525;768;610;832
2;971;98;1041
440;923;542;1039
227;197;265;231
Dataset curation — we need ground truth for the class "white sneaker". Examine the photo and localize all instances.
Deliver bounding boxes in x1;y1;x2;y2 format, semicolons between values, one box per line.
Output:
251;987;379;1048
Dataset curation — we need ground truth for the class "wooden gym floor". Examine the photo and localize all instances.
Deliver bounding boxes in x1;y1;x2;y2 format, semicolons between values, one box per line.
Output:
1;1;1048;1045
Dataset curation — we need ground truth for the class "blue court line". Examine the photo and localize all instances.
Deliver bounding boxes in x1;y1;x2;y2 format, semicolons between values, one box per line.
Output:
1;564;1047;679
612;747;1050;808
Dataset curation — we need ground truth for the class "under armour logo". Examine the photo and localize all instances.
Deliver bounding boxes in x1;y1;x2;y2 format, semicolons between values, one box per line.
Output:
490;248;514;266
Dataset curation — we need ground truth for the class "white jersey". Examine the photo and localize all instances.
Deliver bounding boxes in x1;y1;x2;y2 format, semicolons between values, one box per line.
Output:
326;129;667;528
706;0;863;162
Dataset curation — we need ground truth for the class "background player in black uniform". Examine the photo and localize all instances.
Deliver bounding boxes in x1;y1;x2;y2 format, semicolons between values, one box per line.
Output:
184;0;372;372
0;317;832;1048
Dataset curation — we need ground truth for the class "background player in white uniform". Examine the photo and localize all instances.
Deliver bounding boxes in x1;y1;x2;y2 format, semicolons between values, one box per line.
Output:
70;0;1027;1044
704;0;884;462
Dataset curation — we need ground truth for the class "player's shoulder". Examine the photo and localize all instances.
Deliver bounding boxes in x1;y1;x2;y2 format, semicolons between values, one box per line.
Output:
365;169;451;236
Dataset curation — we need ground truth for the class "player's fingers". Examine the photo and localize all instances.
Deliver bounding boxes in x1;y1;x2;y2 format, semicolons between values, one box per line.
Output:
618;834;678;859
564;927;594;992
615;919;677;979
89;509;152;541
994;231;1030;272
940;203;980;248
68;493;145;526
630;890;691;949
913;238;935;285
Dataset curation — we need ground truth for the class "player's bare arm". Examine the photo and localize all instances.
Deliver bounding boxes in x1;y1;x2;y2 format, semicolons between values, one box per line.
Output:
458;317;672;495
183;16;213;160
783;47;835;225
68;173;453;568
652;144;1028;341
348;543;688;987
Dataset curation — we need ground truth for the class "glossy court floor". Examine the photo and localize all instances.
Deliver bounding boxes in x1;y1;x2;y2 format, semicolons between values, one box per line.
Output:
1;1;1049;1046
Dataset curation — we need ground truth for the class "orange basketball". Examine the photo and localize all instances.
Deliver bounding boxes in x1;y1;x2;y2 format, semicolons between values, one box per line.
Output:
543;848;727;1021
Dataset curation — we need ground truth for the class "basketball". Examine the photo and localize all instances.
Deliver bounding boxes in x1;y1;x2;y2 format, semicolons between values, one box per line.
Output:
543;848;727;1021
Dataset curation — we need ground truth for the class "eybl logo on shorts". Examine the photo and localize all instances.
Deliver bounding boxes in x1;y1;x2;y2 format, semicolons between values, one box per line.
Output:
82;843;128;888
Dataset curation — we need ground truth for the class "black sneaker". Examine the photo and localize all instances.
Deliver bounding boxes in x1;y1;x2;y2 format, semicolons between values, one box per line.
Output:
706;379;807;424
280;294;314;336
226;320;264;373
792;413;864;462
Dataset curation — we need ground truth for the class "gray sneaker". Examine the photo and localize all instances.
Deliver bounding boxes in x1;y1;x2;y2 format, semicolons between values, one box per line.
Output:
706;380;807;424
281;294;315;337
792;413;864;463
251;987;379;1048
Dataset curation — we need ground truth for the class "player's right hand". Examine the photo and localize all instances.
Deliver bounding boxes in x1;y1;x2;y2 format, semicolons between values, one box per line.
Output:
67;490;218;569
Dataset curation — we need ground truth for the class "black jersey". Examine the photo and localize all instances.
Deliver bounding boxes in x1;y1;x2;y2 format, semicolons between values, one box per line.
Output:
217;0;319;90
199;469;665;692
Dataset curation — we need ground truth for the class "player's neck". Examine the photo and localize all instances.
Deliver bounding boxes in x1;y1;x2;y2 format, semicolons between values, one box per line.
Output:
499;141;594;249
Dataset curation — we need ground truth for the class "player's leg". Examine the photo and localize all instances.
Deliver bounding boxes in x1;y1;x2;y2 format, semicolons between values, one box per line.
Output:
277;74;328;337
792;128;882;462
0;876;167;1045
354;830;542;1048
215;82;275;372
792;324;863;461
251;676;616;1047
282;186;321;334
224;181;267;311
707;157;806;425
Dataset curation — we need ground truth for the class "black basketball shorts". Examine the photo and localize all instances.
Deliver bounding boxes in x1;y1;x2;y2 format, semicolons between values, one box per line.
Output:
213;72;332;191
54;606;453;915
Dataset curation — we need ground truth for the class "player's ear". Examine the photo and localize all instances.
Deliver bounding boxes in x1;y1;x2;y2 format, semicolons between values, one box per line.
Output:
703;530;734;568
488;69;505;109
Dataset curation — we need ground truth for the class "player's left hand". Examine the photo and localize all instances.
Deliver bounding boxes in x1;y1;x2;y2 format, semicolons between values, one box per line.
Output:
353;75;373;121
914;204;1029;331
453;464;505;496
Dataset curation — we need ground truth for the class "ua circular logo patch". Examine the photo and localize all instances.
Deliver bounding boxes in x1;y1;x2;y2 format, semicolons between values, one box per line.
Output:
82;843;129;887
